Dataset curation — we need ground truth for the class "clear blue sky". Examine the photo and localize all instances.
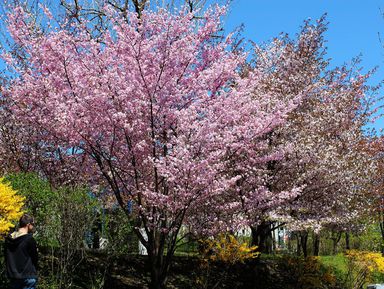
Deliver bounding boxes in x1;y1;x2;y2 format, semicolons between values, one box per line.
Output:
221;0;384;131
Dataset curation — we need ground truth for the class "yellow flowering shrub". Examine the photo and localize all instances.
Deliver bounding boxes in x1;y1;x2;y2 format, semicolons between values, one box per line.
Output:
346;250;384;273
344;250;384;289
196;234;259;288
0;178;24;236
200;234;259;264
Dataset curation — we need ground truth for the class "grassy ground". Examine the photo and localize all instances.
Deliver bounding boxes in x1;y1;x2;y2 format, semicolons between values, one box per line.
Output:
320;254;348;275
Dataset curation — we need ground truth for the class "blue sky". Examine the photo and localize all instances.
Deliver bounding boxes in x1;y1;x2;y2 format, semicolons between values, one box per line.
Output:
221;0;384;131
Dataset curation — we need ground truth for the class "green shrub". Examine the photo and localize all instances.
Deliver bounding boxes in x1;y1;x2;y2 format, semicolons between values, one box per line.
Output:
4;173;60;247
102;208;139;255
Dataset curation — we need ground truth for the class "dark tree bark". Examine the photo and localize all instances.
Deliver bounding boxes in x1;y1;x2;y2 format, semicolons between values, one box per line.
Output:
251;221;274;254
331;231;342;255
296;233;301;256
379;214;384;256
313;232;320;256
345;232;350;251
300;231;308;257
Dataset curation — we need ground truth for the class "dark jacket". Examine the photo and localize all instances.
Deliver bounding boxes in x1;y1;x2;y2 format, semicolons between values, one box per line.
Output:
4;232;38;279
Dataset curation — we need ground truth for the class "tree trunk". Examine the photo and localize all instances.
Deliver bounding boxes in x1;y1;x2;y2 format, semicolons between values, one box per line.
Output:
251;221;272;253
266;228;273;254
258;228;268;253
331;231;342;255
139;225;178;289
251;225;259;247
149;263;167;289
300;231;308;258
149;266;163;289
147;240;172;289
313;232;320;256
287;233;292;252
380;216;384;256
296;233;301;256
345;232;350;251
148;236;165;289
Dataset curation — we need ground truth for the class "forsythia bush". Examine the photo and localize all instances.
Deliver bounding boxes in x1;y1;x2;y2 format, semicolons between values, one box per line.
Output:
344;250;384;289
200;234;259;264
346;250;384;272
197;234;259;288
0;178;24;236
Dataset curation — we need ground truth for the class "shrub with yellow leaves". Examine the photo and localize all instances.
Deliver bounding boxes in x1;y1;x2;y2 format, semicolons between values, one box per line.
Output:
346;250;384;273
200;234;259;264
197;234;259;288
0;178;24;236
345;250;384;289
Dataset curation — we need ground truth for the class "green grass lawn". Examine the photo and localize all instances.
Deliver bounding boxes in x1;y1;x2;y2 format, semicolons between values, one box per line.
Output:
320;254;348;275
